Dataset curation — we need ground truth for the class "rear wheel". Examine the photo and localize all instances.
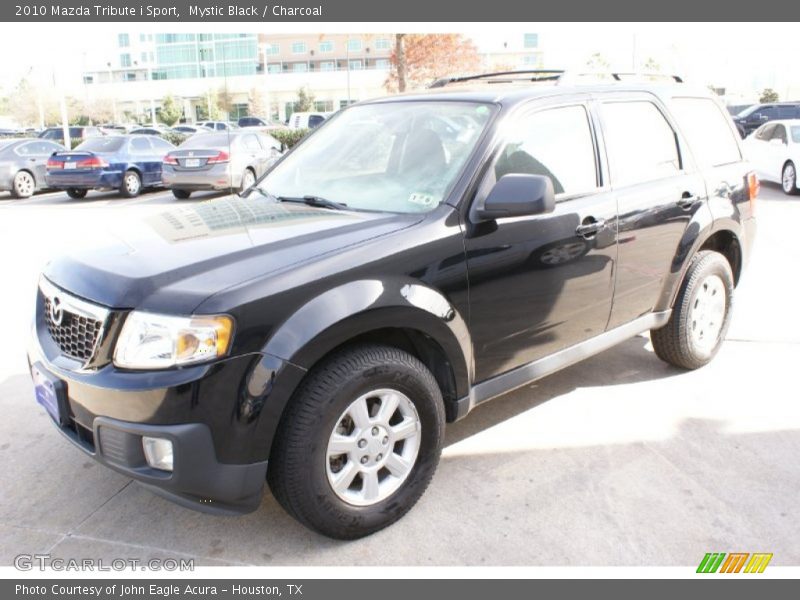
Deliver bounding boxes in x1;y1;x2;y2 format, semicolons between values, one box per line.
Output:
119;170;142;198
240;168;256;193
11;171;35;199
172;189;191;199
267;344;445;539
651;250;734;370
65;188;87;200
782;162;798;195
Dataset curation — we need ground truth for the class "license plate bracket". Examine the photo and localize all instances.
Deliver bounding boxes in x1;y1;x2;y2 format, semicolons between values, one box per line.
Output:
184;158;201;168
31;362;69;427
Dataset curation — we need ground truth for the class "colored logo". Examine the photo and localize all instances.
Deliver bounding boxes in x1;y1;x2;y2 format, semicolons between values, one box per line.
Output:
697;552;773;573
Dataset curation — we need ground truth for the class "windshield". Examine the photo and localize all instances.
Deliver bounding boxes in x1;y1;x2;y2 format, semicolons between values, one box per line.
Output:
792;126;800;144
736;105;758;118
76;137;125;152
258;101;495;213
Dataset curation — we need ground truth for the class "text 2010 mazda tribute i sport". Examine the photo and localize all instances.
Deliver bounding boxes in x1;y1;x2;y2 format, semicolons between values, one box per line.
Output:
28;72;757;539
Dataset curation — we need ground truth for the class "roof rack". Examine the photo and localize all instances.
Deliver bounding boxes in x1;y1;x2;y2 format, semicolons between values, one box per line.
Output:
429;70;566;88
428;69;683;88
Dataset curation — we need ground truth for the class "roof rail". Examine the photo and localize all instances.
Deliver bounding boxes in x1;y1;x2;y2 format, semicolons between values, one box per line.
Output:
428;69;683;88
429;70;566;88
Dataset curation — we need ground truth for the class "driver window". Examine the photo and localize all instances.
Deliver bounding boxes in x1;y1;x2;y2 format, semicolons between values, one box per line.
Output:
493;105;598;196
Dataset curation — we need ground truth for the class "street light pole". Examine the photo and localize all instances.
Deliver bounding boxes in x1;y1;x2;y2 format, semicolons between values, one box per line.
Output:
262;42;272;121
147;62;156;126
106;62;118;123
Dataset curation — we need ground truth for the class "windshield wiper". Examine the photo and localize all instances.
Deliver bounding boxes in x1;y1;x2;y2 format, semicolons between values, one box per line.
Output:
277;195;348;210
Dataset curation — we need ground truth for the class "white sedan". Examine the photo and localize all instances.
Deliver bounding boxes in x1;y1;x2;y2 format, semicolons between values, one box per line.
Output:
743;119;800;195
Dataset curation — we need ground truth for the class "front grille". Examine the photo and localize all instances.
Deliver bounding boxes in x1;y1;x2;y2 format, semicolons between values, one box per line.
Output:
39;278;111;368
44;296;103;361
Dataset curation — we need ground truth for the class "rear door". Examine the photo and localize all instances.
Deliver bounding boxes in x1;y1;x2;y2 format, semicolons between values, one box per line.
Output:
598;94;707;329
465;99;618;381
128;137;160;185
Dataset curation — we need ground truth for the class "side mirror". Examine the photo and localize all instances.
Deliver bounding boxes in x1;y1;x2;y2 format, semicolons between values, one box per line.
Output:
476;174;556;220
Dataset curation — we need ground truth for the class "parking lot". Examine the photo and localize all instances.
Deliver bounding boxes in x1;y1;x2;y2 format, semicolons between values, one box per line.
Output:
0;183;798;566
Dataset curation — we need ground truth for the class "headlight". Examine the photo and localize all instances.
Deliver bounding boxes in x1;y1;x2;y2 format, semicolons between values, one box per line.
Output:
113;311;234;370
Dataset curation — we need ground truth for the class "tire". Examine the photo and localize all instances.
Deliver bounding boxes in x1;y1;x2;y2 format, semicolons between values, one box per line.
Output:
65;188;87;200
782;162;799;195
119;170;142;198
239;168;256;193
267;344;445;539
11;170;35;199
651;250;734;370
172;189;191;199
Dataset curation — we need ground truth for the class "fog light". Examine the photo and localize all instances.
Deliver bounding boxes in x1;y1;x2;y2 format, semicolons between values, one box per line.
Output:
142;436;174;472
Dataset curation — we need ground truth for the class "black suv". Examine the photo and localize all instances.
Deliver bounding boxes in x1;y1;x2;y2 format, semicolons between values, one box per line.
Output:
28;72;757;539
731;102;800;137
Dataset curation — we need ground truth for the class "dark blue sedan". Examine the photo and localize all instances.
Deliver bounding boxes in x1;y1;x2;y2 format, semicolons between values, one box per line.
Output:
45;135;175;199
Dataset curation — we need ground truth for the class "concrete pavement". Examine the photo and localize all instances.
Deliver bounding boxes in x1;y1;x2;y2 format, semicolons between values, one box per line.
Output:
0;184;797;566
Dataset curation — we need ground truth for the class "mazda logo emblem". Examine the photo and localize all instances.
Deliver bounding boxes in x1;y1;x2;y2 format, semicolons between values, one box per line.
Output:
49;296;64;326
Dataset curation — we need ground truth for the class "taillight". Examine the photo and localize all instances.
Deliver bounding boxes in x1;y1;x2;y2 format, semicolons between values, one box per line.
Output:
163;154;178;165
206;150;230;165
46;158;64;170
746;171;759;214
76;156;108;169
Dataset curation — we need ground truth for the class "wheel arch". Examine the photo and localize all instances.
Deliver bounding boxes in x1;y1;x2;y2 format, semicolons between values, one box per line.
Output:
241;279;473;461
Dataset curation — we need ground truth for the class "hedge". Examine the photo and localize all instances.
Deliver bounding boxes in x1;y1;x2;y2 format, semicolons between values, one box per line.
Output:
270;128;310;149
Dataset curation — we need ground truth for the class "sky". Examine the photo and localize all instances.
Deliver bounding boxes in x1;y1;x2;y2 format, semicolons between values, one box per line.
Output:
1;22;797;101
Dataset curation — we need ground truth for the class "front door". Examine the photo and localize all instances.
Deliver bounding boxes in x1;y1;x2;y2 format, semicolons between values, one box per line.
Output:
465;101;618;382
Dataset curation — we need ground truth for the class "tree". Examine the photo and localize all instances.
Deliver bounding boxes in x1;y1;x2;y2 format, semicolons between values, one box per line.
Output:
158;95;183;126
760;88;779;103
643;57;661;73
385;34;481;92
6;78;57;127
216;86;234;117
295;86;315;112
248;87;277;120
585;52;610;72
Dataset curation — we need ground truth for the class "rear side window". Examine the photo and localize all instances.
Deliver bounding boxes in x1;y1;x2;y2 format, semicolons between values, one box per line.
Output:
755;124;776;140
601;101;680;186
129;137;152;153
494;105;598;196
242;134;262;151
670;97;742;168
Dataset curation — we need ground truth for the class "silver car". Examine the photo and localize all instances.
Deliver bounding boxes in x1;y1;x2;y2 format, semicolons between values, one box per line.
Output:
0;138;66;198
162;131;282;199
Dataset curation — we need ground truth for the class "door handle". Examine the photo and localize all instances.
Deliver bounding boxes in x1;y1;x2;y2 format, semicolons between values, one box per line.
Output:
575;218;606;238
677;193;703;210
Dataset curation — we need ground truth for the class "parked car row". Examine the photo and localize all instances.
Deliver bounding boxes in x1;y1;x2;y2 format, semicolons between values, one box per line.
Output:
41;131;282;200
743;119;800;195
731;102;800;138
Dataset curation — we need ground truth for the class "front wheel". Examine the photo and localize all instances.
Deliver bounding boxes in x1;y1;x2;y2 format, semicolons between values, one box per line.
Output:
239;168;256;193
782;162;798;195
267;344;445;539
651;250;734;370
119;170;142;198
65;188;87;200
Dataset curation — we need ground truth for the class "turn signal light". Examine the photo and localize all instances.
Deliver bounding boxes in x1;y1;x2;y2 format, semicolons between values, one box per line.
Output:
46;158;64;170
163;154;178;165
746;171;759;215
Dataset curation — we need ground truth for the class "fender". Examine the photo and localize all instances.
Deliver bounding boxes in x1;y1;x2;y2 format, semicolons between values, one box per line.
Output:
655;210;743;312
239;278;473;461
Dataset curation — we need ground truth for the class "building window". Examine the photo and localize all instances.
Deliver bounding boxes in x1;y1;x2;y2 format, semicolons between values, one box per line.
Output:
375;38;391;51
125;72;137;81
291;42;307;54
265;43;279;55
118;33;130;48
319;61;335;71
348;59;363;70
347;39;362;52
314;100;334;112
267;63;281;74
199;47;214;62
318;40;334;53
523;33;538;49
139;33;146;42
140;52;148;63
375;59;390;69
521;55;539;66
340;99;358;109
82;75;94;84
292;62;308;73
120;53;131;68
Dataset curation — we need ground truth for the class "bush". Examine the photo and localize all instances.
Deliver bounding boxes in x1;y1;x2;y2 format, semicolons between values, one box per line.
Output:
271;128;310;149
161;131;189;146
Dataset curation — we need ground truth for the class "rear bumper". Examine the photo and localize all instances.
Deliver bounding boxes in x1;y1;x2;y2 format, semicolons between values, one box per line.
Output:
45;169;123;190
162;164;235;191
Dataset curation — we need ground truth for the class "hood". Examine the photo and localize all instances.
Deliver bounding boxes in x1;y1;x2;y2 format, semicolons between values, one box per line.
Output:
44;194;421;313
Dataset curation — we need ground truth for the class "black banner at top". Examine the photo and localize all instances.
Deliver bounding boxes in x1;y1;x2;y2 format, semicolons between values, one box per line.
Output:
2;0;799;21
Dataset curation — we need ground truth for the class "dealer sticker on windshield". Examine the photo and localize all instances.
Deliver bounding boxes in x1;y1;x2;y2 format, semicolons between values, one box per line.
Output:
408;193;437;207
